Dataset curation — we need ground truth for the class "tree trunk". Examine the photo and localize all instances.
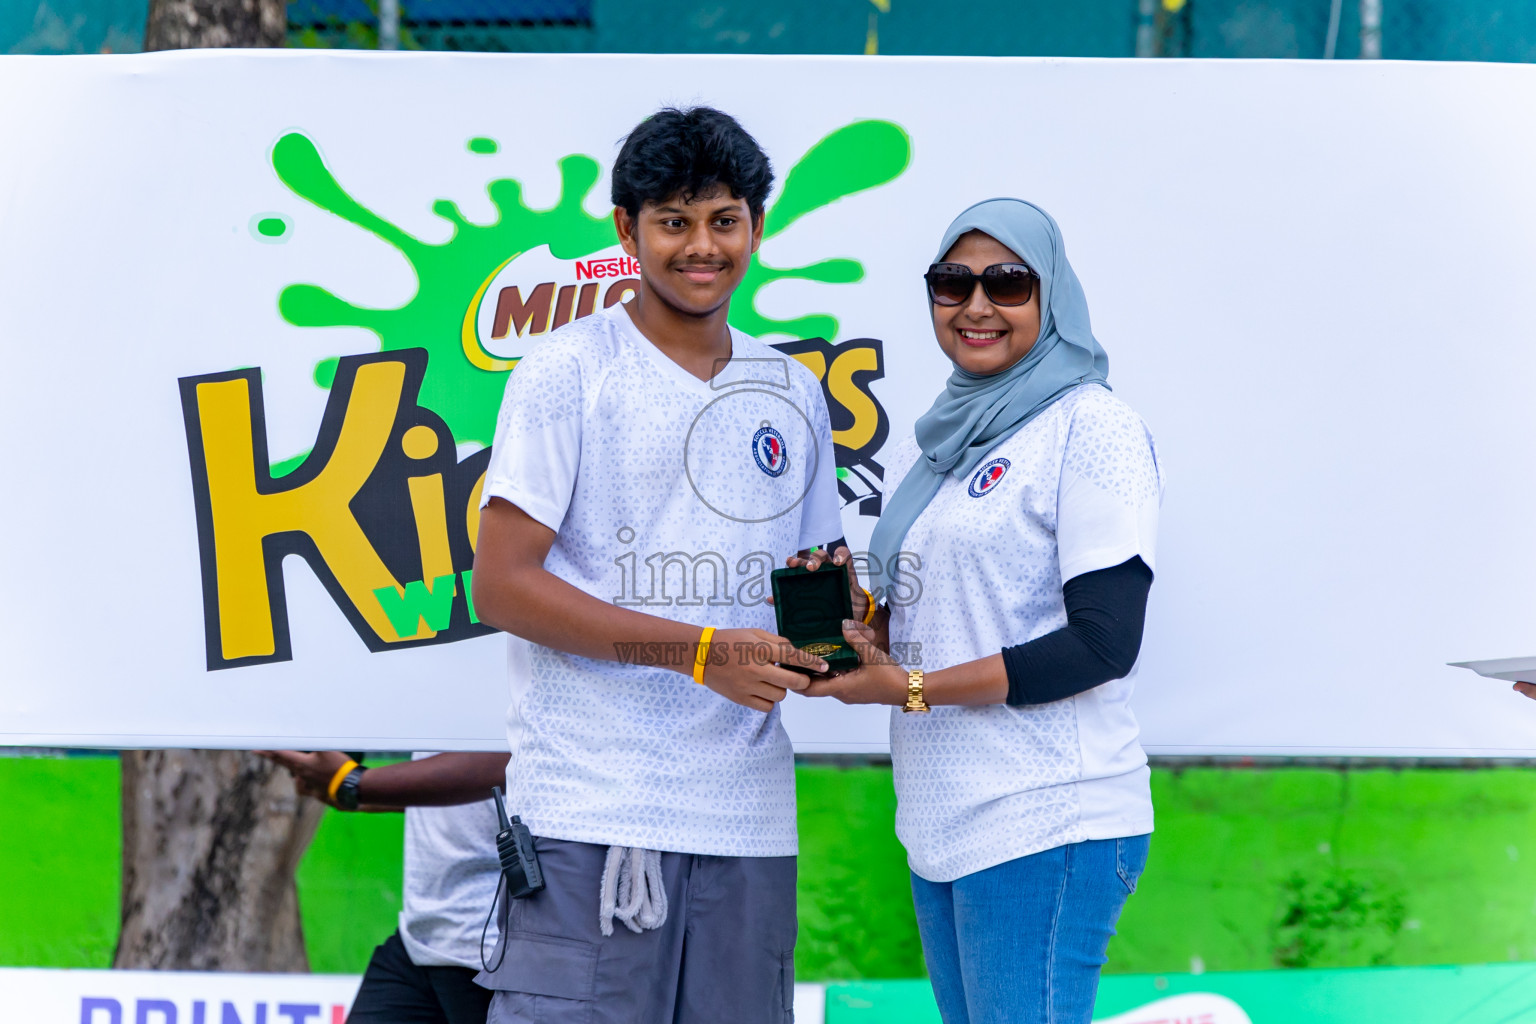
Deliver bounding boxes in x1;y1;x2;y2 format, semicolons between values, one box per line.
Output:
122;0;311;974
144;0;286;50
115;750;325;970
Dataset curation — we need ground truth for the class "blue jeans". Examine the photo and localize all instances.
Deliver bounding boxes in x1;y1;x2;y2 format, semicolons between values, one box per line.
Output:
910;835;1150;1024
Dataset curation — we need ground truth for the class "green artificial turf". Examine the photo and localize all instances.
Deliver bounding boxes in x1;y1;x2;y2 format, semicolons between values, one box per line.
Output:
794;764;926;979
0;756;121;968
295;802;408;973
1111;767;1536;974
7;758;1536;981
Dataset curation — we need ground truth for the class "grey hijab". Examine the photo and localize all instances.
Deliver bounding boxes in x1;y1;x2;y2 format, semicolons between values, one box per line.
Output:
867;198;1109;601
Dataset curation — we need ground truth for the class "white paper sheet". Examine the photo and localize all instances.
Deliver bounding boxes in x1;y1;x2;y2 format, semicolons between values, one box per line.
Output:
1449;658;1536;683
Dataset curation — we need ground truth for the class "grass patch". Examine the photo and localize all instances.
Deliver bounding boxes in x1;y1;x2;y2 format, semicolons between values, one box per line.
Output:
0;756;120;968
1109;768;1536;972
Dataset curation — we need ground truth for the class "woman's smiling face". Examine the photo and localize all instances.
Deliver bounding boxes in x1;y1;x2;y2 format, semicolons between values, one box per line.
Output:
931;230;1042;377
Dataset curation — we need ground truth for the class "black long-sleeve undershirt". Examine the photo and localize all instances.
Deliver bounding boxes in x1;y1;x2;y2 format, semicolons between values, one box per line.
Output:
1002;556;1153;706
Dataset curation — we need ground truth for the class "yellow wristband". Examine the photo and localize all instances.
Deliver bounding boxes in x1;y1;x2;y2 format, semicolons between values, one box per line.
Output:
693;627;716;685
326;759;359;802
860;587;877;625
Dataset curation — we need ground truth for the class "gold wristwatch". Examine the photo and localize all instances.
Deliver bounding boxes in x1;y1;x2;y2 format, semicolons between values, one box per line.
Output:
902;669;931;714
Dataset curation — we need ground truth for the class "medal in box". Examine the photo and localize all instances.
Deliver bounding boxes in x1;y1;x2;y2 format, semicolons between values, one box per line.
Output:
770;563;861;674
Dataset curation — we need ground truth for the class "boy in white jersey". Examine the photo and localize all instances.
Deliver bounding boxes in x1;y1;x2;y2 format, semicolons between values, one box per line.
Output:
470;107;845;1023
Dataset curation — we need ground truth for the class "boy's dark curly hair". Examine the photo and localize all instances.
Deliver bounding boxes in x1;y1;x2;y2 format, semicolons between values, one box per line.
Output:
612;107;774;222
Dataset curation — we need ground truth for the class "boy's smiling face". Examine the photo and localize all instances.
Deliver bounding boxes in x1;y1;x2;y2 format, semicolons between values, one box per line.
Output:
616;188;763;319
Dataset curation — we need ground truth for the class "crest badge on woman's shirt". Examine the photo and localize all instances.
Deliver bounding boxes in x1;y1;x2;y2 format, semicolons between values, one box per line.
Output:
968;458;1011;497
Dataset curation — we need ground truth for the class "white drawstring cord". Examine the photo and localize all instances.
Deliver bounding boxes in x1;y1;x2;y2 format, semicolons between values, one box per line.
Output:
598;845;668;936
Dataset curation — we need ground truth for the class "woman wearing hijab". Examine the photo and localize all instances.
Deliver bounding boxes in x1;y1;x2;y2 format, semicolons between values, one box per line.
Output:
799;198;1163;1023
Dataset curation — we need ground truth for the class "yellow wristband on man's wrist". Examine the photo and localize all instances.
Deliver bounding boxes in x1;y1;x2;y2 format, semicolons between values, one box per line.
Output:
693;627;716;685
860;588;877;625
326;759;359;802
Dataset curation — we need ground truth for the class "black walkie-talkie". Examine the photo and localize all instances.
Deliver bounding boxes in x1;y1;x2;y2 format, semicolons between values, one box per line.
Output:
491;786;544;899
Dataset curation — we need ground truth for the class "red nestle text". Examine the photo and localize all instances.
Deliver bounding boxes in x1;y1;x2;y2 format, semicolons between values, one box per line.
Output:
575;256;641;280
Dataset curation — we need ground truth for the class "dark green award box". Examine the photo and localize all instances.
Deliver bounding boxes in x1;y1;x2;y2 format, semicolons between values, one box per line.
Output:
770;563;861;674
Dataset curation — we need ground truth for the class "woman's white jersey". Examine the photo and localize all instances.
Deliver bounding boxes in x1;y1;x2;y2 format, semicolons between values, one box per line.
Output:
886;384;1164;882
480;302;843;857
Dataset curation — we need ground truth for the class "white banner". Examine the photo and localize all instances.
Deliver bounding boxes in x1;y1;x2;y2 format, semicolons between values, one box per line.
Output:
0;968;827;1024
0;968;358;1024
4;52;1536;754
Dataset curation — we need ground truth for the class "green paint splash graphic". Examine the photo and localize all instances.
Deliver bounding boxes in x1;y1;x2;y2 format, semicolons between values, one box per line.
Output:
271;132;615;450
267;120;910;451
732;120;911;343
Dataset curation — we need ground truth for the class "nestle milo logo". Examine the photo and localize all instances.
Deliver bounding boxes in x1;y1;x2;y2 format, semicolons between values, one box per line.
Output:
178;122;911;670
464;245;640;370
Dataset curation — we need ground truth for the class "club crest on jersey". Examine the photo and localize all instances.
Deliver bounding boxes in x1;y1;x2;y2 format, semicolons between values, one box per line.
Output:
968;458;1011;497
752;426;789;477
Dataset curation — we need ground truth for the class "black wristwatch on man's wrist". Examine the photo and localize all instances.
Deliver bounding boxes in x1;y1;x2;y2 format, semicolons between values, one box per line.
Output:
334;765;368;810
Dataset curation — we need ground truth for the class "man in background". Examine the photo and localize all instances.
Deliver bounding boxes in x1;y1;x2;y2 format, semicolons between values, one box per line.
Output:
262;749;507;1024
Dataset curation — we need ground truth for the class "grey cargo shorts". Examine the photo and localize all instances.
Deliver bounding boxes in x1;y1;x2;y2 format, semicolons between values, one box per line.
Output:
475;836;798;1024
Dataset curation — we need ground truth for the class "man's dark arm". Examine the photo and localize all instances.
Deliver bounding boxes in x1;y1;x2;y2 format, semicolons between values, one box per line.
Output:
356;752;509;807
258;750;509;810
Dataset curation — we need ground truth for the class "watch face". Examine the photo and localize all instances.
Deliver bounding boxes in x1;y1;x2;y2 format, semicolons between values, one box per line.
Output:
336;769;364;810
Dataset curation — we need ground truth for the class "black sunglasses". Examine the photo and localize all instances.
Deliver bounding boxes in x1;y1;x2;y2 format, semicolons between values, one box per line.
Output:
924;262;1037;307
